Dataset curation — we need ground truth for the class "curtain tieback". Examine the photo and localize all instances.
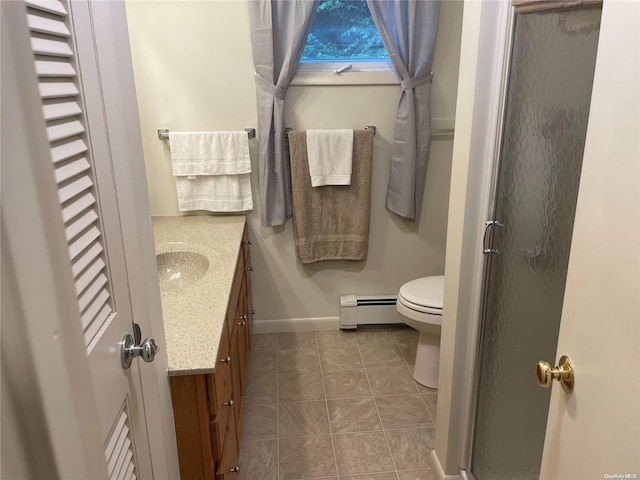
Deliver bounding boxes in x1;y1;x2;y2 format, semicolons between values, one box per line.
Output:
400;71;434;92
255;73;286;99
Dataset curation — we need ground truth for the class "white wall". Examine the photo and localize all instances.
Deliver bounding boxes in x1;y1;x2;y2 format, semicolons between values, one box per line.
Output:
125;0;463;321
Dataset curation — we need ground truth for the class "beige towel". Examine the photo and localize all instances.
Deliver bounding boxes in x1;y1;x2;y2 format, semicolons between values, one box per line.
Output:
289;130;373;264
512;0;601;14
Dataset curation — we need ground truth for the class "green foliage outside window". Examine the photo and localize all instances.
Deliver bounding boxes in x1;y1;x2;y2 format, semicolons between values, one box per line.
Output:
301;0;389;61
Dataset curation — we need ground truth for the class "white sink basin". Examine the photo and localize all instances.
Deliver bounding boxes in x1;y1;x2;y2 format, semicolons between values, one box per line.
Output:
156;251;209;289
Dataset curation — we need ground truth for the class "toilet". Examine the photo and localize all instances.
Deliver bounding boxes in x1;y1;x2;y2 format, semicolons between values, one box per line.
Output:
396;275;445;389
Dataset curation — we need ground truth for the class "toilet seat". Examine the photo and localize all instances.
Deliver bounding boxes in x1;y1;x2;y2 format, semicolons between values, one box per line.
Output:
398;275;444;315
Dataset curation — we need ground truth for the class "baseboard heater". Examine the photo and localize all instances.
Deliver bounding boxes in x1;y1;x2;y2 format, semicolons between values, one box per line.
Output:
339;294;400;330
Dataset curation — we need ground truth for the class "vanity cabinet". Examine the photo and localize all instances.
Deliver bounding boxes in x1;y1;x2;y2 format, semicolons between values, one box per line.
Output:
169;224;253;480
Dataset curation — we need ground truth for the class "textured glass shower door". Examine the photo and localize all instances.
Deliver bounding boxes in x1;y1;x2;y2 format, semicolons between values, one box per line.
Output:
470;8;601;480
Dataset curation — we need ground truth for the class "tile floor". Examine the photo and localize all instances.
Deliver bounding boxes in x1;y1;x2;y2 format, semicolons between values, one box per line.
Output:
238;326;438;480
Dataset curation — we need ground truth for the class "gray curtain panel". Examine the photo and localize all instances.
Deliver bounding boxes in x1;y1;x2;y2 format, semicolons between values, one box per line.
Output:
248;0;320;227
367;0;440;221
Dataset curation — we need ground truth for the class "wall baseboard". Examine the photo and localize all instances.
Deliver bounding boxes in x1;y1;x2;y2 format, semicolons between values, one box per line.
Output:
429;450;460;480
252;317;340;334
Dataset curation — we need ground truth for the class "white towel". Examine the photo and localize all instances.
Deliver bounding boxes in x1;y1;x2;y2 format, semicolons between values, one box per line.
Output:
305;129;354;187
176;175;253;212
169;131;251;176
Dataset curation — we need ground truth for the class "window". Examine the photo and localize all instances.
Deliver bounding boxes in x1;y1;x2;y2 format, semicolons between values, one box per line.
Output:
302;0;387;62
294;0;396;85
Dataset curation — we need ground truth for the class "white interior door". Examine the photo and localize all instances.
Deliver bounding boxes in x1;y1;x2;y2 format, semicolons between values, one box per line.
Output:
540;1;640;477
7;0;169;478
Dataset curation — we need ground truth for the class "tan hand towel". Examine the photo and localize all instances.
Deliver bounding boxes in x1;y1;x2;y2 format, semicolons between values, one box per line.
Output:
288;129;374;264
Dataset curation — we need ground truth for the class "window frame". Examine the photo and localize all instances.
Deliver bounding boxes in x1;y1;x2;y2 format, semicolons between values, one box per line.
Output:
293;60;398;86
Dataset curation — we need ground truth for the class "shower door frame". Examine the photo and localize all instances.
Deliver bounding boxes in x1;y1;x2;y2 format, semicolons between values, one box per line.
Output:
458;3;604;478
457;4;518;479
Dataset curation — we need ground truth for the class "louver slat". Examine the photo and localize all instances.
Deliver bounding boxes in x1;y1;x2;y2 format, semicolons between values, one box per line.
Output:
62;191;95;223
39;81;78;98
42;102;82;121
71;242;102;279
31;37;73;57
83;303;111;348
124;463;136;480
78;273;108;313
27;13;70;37
80;289;110;330
47;119;85;142
75;257;105;295
55;157;91;183
68;226;100;261
125;465;136;480
51;138;88;164
44;101;82;121
58;175;92;204
36;60;76;78
25;0;67;16
65;209;98;241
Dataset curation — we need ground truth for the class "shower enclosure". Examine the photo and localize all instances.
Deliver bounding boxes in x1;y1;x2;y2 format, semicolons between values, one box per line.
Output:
468;6;602;480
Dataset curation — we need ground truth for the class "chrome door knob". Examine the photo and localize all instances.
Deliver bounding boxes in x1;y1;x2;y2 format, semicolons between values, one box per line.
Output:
140;338;159;363
121;333;160;369
230;466;240;473
535;355;574;393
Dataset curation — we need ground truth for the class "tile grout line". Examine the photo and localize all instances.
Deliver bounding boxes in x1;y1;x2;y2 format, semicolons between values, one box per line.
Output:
317;332;340;478
420;392;437;427
265;425;438;441
358;339;401;478
248;387;436;407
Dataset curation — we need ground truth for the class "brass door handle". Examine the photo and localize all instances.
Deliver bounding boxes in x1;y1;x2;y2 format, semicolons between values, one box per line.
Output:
535;355;574;393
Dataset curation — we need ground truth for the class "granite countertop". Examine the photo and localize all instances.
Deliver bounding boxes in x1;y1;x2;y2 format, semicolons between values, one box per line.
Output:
152;215;246;376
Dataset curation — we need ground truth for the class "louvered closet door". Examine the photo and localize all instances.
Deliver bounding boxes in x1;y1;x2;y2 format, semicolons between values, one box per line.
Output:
25;1;153;478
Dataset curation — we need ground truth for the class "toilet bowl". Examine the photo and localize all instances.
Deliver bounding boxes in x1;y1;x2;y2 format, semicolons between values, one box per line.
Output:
396;275;444;389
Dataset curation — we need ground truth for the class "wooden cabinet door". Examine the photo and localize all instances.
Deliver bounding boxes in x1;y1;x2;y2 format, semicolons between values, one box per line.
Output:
215;410;239;480
229;320;243;440
170;375;216;480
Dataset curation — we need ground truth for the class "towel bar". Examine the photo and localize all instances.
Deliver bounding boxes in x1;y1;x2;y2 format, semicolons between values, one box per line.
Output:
431;128;455;136
157;128;256;140
284;126;377;138
281;126;454;138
